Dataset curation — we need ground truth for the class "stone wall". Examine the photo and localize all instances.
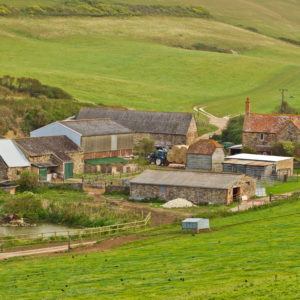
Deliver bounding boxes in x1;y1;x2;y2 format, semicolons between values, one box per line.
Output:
0;157;8;181
186;117;198;145
38;182;83;190
130;183;229;205
237;176;256;201
6;167;31;181
242;132;276;153
276;158;294;175
68;152;84;174
211;148;225;172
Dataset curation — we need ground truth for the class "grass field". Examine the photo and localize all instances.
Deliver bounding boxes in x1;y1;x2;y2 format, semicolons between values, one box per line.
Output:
0;198;299;299
0;16;299;115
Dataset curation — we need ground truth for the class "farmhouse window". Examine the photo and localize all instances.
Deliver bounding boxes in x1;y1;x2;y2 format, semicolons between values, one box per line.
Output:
260;133;264;141
159;186;167;195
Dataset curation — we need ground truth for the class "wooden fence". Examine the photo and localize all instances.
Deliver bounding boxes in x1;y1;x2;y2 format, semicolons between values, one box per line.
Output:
0;213;151;244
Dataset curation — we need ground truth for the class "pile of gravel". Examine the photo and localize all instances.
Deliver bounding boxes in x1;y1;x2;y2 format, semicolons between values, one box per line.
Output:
162;198;195;208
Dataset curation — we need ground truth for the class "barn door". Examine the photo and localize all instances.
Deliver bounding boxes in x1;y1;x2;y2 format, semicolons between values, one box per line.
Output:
64;162;74;179
39;167;47;181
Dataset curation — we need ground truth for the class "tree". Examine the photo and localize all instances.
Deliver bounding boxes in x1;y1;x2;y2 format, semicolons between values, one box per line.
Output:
241;146;257;154
134;138;155;157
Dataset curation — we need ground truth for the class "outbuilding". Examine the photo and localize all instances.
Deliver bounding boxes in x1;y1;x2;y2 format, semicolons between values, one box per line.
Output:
186;139;224;172
223;153;294;179
30;119;134;159
0;139;31;181
15;136;84;181
130;169;256;205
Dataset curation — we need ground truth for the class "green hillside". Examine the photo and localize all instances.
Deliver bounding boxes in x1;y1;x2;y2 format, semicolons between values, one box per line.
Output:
0;0;299;116
1;198;300;299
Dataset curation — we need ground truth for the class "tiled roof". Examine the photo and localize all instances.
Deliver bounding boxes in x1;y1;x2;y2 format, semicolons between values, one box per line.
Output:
76;108;193;135
15;136;81;158
187;139;223;155
243;113;300;134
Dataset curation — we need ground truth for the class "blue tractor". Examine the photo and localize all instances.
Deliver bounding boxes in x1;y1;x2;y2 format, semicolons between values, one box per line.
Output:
149;150;169;166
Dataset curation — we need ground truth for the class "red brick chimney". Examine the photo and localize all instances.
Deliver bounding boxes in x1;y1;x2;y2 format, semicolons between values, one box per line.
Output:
245;97;250;117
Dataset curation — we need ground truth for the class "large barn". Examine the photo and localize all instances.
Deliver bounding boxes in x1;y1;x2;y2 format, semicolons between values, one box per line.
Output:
130;169;256;205
30;119;134;159
76;108;198;146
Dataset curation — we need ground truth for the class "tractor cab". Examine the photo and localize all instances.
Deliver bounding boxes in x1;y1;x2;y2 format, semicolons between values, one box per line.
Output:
149;150;169;166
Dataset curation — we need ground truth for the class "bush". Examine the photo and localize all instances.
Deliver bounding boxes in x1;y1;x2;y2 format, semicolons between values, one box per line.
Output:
2;192;42;221
215;116;244;144
17;171;40;191
241;146;257;154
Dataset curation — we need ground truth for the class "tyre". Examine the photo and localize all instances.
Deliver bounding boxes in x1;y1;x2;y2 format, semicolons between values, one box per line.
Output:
155;158;162;166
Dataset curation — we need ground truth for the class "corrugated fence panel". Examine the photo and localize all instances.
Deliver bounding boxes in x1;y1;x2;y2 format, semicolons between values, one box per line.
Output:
186;154;212;170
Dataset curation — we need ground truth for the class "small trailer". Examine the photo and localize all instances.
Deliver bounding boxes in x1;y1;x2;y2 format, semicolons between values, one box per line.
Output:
182;218;210;233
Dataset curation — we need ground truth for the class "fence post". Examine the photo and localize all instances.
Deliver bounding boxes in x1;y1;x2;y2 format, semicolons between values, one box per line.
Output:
41;233;44;241
269;192;272;202
68;236;71;250
1;242;4;252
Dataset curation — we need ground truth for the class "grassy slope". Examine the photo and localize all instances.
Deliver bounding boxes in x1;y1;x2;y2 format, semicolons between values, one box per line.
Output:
0;16;299;115
1;199;299;299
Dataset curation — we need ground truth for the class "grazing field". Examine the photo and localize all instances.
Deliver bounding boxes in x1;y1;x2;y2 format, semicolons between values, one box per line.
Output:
0;198;299;299
0;16;299;116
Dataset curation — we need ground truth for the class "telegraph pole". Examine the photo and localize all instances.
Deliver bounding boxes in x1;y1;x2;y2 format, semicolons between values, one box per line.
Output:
279;89;288;112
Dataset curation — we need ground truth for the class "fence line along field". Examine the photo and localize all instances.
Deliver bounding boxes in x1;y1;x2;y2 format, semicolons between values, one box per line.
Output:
0;14;299;115
0;197;299;298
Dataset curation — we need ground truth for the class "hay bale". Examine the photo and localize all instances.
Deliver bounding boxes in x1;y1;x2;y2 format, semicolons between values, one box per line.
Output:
167;145;188;164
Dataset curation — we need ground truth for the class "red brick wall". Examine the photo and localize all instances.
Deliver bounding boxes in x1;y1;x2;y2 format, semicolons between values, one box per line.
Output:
84;149;133;159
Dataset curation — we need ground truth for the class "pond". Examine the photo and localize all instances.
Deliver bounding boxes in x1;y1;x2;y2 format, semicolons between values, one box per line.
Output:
0;222;78;238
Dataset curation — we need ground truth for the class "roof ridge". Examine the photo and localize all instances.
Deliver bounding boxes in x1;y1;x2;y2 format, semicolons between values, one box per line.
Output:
79;107;193;116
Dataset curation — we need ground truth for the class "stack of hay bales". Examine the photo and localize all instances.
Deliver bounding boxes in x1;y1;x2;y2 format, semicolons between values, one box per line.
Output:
167;145;188;164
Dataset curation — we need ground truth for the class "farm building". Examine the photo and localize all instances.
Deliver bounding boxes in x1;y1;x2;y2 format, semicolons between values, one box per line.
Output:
0;139;31;181
186;139;224;172
30;119;134;159
76;108;198;146
130;169;256;205
243;98;300;154
15;136;84;181
223;153;293;179
84;157;138;175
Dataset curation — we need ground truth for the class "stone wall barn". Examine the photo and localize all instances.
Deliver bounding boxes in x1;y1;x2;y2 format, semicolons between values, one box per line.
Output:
186;139;224;172
15;136;84;181
0;139;31;181
76;108;198;146
130;169;256;205
223;153;293;178
243;98;300;154
30;119;134;159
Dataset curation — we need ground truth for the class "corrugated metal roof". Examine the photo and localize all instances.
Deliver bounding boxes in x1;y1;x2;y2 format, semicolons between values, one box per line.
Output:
60;119;132;136
226;154;292;162
0;139;30;168
130;170;245;190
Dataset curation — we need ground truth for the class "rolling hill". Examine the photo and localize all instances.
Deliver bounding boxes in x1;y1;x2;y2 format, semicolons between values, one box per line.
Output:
0;0;299;116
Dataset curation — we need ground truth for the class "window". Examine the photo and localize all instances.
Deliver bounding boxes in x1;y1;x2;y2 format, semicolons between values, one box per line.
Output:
260;133;264;141
159;186;166;195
